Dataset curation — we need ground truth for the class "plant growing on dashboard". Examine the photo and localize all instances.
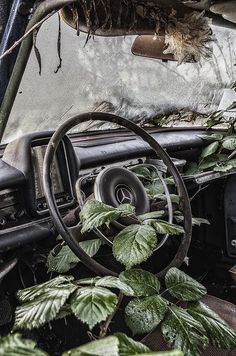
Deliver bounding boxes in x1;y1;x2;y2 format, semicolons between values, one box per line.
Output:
11;200;236;356
185;131;236;175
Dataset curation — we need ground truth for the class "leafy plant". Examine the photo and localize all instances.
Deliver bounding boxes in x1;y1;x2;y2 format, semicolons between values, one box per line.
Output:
11;179;235;356
0;333;183;356
13;268;236;356
0;333;47;356
186;131;236;175
47;238;103;273
79;200;135;233
78;200;184;269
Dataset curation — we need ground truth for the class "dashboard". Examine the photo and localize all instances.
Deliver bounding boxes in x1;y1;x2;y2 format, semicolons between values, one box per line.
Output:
31;140;74;213
0;127;235;260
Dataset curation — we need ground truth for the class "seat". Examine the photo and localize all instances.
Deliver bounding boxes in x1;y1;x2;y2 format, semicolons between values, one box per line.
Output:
142;295;236;356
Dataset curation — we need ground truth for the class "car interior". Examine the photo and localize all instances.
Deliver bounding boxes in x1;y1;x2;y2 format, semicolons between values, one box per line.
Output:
0;1;236;356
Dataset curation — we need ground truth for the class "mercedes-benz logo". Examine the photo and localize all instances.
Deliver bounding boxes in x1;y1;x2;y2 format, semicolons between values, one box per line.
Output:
115;186;134;204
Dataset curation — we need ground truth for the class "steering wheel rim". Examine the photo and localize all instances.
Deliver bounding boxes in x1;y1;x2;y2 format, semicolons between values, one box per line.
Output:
43;112;192;277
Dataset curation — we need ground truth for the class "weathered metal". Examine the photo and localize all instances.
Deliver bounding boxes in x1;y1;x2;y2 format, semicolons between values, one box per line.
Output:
42;112;192;277
0;0;76;142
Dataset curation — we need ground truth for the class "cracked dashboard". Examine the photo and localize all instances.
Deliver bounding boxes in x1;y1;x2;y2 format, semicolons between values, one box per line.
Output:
0;127;231;254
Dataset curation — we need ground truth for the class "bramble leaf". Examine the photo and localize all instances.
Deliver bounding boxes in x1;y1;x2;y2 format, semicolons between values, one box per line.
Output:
14;278;77;330
222;136;236;150
144;219;184;235
119;269;160;297
200;141;219;159
47;239;102;273
79;200;135;233
138;211;165;222
188;301;236;349
155;194;180;204
165;268;207;301
213;159;236;172
145;181;165;198
198;133;223;141
191;217;210;226
174;214;210;227
113;225;157;269
129;352;183;356
198;154;223;171
125;295;167;335
17;275;75;302
161;306;209;356
62;336;119;356
0;333;48;356
70;286;118;330
94;276;134;296
130;166;152;180
185;162;200;175
115;332;150;355
77;276;134;296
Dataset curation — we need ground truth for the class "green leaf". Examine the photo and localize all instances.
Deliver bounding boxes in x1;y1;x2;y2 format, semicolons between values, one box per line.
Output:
115;333;150;356
62;336;119;356
188;301;236;349
70;286;118;330
47;245;78;273
228;159;236;167
134;353;183;356
191;217;210;226
119;269;160;297
161;306;209;356
113;225;157;269
79;200;135;233
94;276;134;296
198;133;223;141
154;194;180;204
14;278;77;330
174;215;210;227
138;211;165;222
198;154;221;171
130;166;152;180
213;163;232;172
200;141;219;159
165;268;207;301
144;219;184;235
222;136;236;150
54;304;72;320
145;181;164;198
17;275;75;302
185;162;200;176
125;296;167;335
164;177;175;186
47;239;102;273
0;333;48;356
77;276;134;296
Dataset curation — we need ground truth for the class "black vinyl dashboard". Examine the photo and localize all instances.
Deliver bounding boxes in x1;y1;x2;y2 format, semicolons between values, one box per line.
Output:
0;127;233;255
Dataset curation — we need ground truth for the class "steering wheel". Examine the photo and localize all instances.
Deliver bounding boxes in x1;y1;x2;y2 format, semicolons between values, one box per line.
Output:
43;112;192;277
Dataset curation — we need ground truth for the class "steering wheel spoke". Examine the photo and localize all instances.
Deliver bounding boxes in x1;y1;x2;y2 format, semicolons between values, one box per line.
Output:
43;112;192;277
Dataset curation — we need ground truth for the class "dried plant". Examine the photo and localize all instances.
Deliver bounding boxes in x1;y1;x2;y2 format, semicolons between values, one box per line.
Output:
163;10;213;64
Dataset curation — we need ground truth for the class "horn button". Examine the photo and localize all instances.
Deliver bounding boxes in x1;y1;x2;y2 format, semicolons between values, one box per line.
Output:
94;166;150;218
115;185;134;205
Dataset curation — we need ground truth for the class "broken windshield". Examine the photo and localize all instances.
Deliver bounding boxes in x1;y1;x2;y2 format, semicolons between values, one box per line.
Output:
2;14;236;143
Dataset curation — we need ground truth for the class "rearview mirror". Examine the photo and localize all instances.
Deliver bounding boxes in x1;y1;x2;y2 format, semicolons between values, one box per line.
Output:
131;35;176;62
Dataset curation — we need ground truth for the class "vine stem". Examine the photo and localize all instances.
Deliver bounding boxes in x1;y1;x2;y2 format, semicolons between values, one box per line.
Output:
0;10;56;61
99;292;124;338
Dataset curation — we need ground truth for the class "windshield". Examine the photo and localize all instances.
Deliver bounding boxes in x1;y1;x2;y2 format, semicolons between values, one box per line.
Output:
2;14;236;143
